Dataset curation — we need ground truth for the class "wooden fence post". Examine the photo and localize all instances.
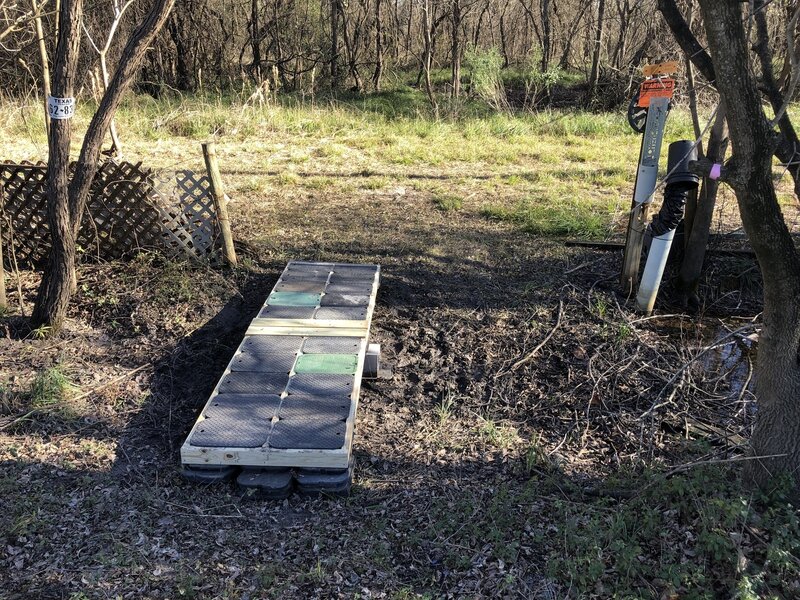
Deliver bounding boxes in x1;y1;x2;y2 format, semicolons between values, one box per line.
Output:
202;142;237;267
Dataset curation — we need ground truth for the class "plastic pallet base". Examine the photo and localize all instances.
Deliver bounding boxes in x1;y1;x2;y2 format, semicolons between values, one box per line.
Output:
237;469;294;499
180;464;239;484
295;465;353;497
224;465;353;498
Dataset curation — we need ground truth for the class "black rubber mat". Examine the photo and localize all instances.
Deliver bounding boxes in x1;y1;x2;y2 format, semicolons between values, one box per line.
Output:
314;307;367;321
320;293;370;307
189;394;280;447
274;280;327;293
281;263;333;277
324;282;375;294
269;419;346;449
279;274;330;285
288;261;334;269
258;305;316;319
301;336;362;354
328;274;375;287
287;373;354;396
218;372;290;395
278;395;351;421
230;352;296;373
241;335;304;355
332;264;378;276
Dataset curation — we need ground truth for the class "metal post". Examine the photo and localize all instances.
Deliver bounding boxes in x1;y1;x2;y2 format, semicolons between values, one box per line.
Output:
620;95;670;296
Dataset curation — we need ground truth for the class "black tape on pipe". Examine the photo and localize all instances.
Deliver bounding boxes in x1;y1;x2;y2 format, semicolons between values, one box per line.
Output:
650;182;694;236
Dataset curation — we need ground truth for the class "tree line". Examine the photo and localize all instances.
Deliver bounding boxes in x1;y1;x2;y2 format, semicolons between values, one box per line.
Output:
4;0;789;104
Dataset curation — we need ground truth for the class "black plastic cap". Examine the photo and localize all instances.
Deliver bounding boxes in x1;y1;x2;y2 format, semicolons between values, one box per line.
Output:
665;140;700;186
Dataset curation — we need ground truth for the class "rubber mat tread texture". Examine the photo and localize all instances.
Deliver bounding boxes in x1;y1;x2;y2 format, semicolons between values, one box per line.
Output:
314;307;367;321
301;336;362;354
218;372;290;395
230;352;296;373
320;293;370;307
287;374;354;396
241;336;304;355
278;396;351;420
189;395;280;447
259;306;316;319
269;419;346;449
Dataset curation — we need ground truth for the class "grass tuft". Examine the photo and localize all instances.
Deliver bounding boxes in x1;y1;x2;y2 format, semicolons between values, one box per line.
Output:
29;365;75;409
481;197;614;238
433;193;463;212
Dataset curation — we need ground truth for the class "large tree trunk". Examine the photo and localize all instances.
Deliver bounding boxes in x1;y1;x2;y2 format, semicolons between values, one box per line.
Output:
33;0;175;331
697;0;800;495
31;0;82;330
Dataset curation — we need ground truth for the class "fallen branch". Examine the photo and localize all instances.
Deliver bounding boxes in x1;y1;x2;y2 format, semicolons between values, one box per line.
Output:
510;299;564;371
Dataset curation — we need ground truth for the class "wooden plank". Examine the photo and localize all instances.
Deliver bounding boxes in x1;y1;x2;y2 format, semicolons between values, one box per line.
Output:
249;318;372;329
180;443;352;469
245;325;370;338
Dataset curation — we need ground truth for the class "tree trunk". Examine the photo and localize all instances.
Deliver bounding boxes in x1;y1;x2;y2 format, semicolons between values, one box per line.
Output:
250;0;262;81
31;0;52;136
697;0;800;496
373;0;383;91
451;0;461;97
31;0;82;331
330;0;340;87
681;0;700;246
33;0;175;331
540;0;551;72
677;106;727;300
588;0;605;95
421;0;438;115
339;1;363;90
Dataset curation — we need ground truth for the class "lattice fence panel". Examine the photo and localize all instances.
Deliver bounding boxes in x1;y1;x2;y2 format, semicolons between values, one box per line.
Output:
0;160;222;268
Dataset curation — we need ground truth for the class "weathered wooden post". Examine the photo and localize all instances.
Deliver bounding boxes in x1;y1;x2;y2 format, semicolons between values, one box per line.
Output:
202;142;237;267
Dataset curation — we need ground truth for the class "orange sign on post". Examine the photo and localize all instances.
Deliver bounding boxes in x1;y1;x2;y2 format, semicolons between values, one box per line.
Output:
637;77;676;107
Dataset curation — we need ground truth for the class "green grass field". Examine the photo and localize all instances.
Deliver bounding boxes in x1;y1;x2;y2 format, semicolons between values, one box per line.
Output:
1;88;704;240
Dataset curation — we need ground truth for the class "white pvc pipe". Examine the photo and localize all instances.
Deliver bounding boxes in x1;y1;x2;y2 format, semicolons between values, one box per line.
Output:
636;229;676;315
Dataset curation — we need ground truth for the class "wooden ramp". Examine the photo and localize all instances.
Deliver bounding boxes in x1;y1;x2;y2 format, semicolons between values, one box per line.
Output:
180;261;380;497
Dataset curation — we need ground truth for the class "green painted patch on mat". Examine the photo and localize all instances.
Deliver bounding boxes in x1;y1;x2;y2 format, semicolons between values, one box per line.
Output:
294;354;359;374
267;292;322;306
